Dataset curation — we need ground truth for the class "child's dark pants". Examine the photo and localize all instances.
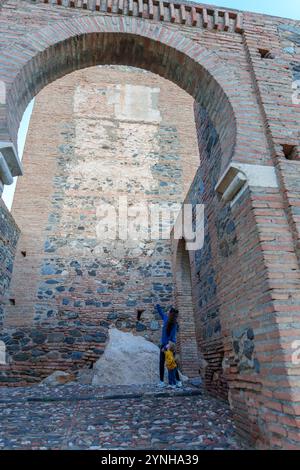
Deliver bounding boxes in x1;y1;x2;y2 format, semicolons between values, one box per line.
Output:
168;369;177;385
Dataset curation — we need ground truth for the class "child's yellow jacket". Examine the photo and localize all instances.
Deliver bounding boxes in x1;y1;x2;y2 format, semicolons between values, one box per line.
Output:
165;350;177;370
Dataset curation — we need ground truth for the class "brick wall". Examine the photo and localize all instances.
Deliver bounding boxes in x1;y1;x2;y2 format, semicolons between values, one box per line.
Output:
171;99;300;448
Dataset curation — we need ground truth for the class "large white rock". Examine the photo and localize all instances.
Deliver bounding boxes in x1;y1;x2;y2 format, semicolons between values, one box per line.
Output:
92;328;160;386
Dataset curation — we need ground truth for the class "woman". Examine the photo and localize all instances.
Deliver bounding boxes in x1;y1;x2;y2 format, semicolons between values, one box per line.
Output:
155;304;181;387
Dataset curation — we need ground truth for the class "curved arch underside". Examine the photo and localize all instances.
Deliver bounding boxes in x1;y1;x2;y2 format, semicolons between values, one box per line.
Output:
4;17;238;167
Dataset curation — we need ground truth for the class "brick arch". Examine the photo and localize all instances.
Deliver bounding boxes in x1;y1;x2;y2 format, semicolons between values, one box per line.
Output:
174;238;199;378
1;15;240;169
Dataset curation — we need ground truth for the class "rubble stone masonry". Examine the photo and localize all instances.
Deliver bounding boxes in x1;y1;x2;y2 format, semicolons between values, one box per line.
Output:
0;199;19;329
1;65;199;380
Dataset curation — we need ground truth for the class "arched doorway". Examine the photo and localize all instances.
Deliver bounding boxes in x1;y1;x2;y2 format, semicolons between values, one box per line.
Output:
175;238;199;378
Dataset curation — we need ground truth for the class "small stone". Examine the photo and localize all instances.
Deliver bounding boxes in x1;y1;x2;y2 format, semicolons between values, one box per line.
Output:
64;337;75;345
31;349;45;358
13;352;30;361
136;322;147;332
42;371;76;386
284;46;295;54
31;332;47;345
254;358;260;373
71;351;83;360
48;333;64;343
243;339;254;360
107;313;118;320
12;331;25;340
47;351;60;360
150;320;160;331
233;341;239;354
69;329;82;337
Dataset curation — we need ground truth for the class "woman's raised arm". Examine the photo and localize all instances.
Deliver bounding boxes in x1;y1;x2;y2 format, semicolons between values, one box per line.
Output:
155;304;167;321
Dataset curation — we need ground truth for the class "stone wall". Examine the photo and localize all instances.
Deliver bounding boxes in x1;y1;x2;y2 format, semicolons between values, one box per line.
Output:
0;199;19;329
0;65;199;384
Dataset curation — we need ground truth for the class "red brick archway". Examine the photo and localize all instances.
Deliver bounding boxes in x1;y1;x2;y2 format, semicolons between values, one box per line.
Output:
1;15;243;166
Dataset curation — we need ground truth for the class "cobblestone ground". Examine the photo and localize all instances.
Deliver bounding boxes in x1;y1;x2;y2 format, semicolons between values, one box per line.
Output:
0;383;248;450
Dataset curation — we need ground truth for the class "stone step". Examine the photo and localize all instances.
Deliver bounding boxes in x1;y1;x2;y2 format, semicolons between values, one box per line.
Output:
0;382;202;404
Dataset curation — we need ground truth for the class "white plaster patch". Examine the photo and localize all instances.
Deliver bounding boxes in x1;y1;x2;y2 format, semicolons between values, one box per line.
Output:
233;163;278;188
74;83;161;124
72;120;160;192
0;81;5;105
216;162;279;205
107;84;161;123
0;340;6;365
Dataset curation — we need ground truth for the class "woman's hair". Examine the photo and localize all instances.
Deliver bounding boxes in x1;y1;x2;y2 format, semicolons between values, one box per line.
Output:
166;307;178;336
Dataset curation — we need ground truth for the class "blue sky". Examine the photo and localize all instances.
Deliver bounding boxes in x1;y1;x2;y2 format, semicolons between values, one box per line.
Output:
200;1;300;20
2;99;34;209
2;0;300;209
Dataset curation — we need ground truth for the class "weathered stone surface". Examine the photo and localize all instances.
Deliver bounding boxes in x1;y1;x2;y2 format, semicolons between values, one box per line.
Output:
3;65;199;349
0;199;19;327
232;327;258;373
76;369;94;385
92;328;160;386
